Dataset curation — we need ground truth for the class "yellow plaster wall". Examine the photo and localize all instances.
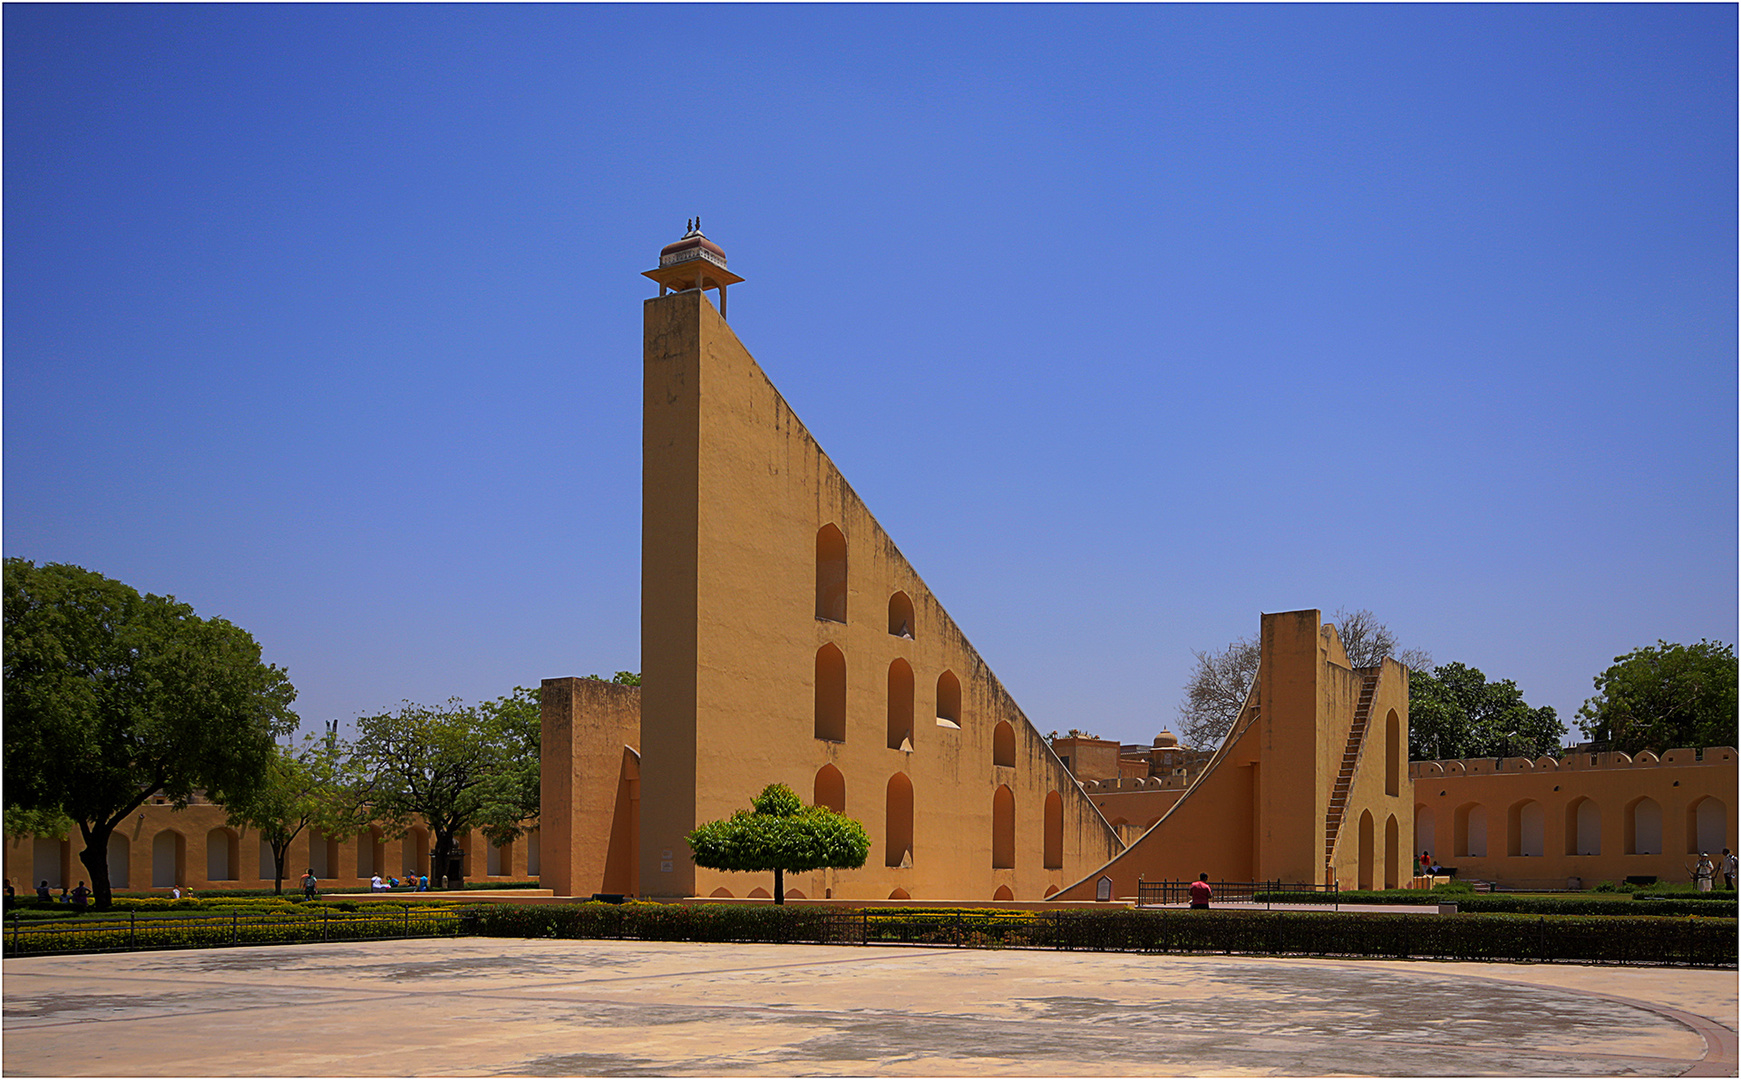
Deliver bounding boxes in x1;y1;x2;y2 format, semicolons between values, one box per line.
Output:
539;677;641;897
637;291;1121;902
1413;748;1737;889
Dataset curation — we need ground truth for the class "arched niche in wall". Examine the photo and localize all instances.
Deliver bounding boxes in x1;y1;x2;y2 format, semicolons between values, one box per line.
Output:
205;828;238;882
1565;797;1601;856
815;643;846;742
885;772;914;868
887;658;914;751
1043;790;1064;870
1688;796;1726;855
888;591;914;638
936;670;961;729
1385;710;1401;797
992;785;1016;869
814;763;846;814
1454;802;1487;858
815;525;847;622
1357;811;1375;890
1383;815;1399;889
1625;796;1662;855
993;721;1016;768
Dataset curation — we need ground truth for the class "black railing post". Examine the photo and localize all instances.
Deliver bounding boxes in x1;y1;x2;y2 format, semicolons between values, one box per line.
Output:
130;911;136;950
11;910;18;955
404;904;410;938
322;906;329;943
232;910;238;945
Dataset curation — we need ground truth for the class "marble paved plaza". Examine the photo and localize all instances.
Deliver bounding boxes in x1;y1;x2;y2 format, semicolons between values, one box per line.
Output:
4;937;1736;1076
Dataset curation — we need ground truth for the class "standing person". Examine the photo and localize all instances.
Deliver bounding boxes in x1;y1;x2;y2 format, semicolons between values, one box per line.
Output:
3;879;14;905
301;869;319;900
69;881;90;911
1694;853;1715;893
1188;873;1212;910
1722;849;1737;891
170;885;180;900
1419;851;1432;878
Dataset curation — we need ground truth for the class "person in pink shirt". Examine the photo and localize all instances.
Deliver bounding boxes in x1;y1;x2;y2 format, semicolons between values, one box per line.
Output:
1188;873;1212;910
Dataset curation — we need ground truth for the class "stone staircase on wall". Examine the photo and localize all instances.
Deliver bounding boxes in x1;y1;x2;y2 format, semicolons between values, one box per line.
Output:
1323;674;1381;874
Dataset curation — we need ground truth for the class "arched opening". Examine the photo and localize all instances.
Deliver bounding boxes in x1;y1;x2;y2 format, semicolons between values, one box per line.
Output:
357;827;385;878
887;659;914;751
785;888;807;900
32;837;67;889
993;885;1014;902
888;888;911;900
307;827;338;878
748;887;771;899
1509;800;1544;857
1566;798;1601;856
1385;710;1401;797
885;773;914;868
1043;884;1061;898
526;828;540;876
108;832;130;889
993;721;1016;768
488;837;513;876
814;643;846;742
407;826;430;879
888;591;914;638
814;764;846;814
152;830;185;889
206;828;238;881
815;524;847;622
1626;796;1662;855
1689;797;1726;855
710;887;734;898
1384;815;1400;889
1043;790;1064;870
992;785;1016;869
1454;803;1487;858
1357;811;1375;890
1415;804;1435;861
935;670;961;729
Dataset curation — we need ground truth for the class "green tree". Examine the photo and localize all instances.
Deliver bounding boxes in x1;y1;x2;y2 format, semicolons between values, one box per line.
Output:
1409;662;1564;760
687;783;870;904
3;559;298;909
352;689;539;886
220;734;370;894
1577;640;1737;755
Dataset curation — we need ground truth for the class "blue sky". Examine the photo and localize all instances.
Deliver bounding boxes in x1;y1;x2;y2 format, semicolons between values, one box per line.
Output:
6;4;1735;749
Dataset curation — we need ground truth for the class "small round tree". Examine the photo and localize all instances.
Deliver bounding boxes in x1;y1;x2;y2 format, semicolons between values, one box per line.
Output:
687;783;870;904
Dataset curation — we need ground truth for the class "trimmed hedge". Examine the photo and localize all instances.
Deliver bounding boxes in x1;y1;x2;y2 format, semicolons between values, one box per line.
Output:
1249;890;1737;917
4;904;465;956
456;902;1736;967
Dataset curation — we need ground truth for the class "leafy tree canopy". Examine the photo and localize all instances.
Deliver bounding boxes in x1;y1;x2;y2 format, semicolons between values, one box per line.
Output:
352;687;540;882
3;559;298;908
221;734;370;894
1576;640;1737;756
686;783;870;904
1410;662;1564;760
585;671;642;686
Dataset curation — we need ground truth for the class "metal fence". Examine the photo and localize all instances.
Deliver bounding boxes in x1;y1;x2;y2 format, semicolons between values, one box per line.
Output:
4;905;465;958
1135;880;1341;909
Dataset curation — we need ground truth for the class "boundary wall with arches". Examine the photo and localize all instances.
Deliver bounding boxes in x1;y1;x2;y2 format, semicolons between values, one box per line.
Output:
1412;747;1737;889
3;799;540;894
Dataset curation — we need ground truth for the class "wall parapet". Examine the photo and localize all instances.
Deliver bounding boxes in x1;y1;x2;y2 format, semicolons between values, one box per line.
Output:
1411;747;1736;778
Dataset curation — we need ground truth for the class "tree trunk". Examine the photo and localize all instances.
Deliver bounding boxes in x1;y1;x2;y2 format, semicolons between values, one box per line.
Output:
774;867;784;905
433;832;456;889
271;841;287;896
77;822;115;911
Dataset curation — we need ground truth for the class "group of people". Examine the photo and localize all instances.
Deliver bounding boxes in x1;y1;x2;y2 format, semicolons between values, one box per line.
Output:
368;873;430;892
3;878;93;909
1691;849;1737;892
299;870;429;899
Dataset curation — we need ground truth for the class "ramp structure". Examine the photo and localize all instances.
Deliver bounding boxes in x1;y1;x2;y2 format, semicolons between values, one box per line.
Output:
1057;609;1413;898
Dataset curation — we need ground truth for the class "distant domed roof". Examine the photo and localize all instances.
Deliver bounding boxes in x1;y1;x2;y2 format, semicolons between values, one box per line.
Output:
1153;730;1179;748
660;219;727;267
